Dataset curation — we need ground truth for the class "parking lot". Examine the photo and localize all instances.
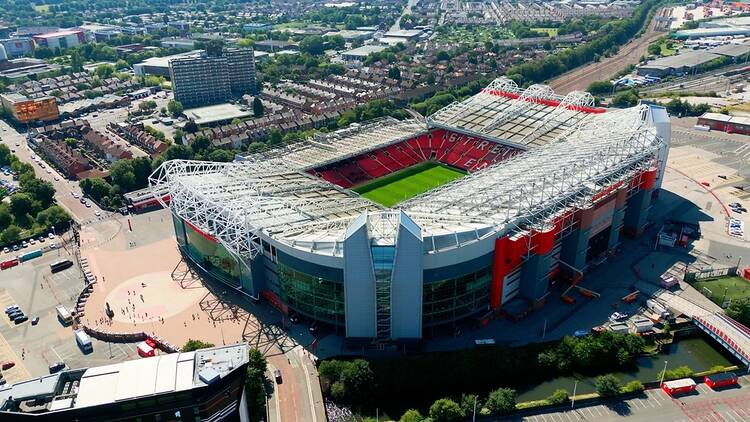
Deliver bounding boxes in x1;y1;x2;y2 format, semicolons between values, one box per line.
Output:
0;246;135;384
498;377;750;422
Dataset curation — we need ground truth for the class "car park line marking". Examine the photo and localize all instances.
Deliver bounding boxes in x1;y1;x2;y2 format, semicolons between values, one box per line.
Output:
725;410;740;422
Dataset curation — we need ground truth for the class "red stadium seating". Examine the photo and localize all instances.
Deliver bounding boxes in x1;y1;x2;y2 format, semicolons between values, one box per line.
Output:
312;130;520;188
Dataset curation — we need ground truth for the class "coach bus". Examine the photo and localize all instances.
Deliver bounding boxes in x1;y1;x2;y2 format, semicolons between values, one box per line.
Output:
50;259;73;273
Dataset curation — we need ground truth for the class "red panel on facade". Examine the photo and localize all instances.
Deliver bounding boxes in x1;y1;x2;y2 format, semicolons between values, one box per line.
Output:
184;220;217;243
641;168;658;190
532;227;555;255
491;236;511;310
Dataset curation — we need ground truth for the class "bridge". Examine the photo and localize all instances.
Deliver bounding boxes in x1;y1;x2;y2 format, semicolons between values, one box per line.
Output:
661;292;750;367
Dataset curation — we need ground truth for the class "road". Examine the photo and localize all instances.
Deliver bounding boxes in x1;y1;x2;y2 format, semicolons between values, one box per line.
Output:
0;119;99;223
549;9;666;94
390;0;418;32
490;376;750;422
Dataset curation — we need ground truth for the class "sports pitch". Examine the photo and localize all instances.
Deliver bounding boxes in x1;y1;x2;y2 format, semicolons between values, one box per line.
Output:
353;161;465;207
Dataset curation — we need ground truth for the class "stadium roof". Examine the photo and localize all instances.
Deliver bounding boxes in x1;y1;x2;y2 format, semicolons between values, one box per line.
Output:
427;77;601;148
151;79;662;258
237;117;427;170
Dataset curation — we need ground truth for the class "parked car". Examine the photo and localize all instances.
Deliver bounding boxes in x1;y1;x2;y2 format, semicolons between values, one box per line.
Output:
14;315;28;324
274;369;282;383
2;247;8;254
48;233;54;239
2;361;15;370
31;316;39;325
48;361;66;374
4;304;19;314
609;312;629;322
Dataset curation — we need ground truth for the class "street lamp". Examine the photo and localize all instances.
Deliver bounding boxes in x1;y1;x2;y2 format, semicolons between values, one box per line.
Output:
660;360;669;386
571;380;578;409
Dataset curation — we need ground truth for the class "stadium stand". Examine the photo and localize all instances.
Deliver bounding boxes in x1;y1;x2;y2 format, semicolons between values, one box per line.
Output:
311;129;521;188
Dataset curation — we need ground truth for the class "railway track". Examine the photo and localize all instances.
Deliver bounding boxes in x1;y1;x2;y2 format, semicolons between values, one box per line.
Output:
550;8;669;94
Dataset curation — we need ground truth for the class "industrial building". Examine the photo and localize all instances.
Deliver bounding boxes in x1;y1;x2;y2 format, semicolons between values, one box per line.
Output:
0;93;59;123
32;29;85;50
133;50;202;78
169;48;257;108
637;43;750;77
150;78;670;344
0;38;34;58
0;344;251;421
697;112;750;135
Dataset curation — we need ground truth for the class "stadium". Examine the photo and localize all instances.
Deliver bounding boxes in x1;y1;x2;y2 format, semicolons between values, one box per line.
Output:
150;77;671;343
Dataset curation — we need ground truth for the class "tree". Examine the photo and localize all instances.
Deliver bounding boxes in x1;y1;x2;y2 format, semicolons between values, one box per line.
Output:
70;51;85;72
253;97;264;118
10;193;33;220
204;38;225;57
429;398;463;422
130;157;153;189
647;42;661;56
300;36;325;55
36;206;71;228
268;128;282;145
436;50;450;61
95;64;116;79
181;339;215;352
486;387;516;415
110;160;137;192
0;225;21;244
191;136;211;154
245;348;267;422
80;178;112;201
727;298;750;327
23;178;55;208
400;409;424;422
207;149;234;162
115;59;130;70
184;120;199;134
0;205;11;231
587;80;613;95
611;89;639;108
459;393;480;417
167;99;183;116
595;374;623;397
388;66;401;80
164;144;194;160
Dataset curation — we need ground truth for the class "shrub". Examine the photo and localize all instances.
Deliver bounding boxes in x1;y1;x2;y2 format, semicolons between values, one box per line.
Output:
622;380;644;394
595;374;623;398
547;389;570;405
486;387;517;415
660;365;694;381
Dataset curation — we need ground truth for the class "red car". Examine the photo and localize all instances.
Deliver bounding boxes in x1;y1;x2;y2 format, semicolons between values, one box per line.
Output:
2;361;15;370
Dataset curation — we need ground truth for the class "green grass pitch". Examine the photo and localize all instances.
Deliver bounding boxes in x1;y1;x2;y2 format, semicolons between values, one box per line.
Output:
353;162;465;207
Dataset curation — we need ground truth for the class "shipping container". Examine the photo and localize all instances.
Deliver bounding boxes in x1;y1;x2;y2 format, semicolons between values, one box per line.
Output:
0;259;19;270
705;372;737;389
662;378;696;396
18;249;42;262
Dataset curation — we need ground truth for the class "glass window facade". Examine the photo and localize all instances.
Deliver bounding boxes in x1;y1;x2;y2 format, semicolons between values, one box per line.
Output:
278;264;344;326
183;221;241;288
423;266;491;326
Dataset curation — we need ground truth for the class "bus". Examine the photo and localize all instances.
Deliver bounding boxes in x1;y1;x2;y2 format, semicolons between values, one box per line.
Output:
75;330;92;353
50;259;73;273
56;305;73;325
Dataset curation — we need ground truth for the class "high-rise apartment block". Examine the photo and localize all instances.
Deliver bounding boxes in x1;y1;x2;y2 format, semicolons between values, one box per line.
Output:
169;48;257;108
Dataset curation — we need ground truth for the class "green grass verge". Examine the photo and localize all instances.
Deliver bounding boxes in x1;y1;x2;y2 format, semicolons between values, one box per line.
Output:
353;162;465;207
532;27;558;37
693;276;750;306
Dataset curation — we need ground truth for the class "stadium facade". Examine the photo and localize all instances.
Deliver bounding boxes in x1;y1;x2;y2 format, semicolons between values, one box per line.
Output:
151;78;671;343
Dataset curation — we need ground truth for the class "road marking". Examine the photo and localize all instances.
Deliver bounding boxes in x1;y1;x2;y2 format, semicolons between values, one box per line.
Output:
725;410;739;422
50;345;64;362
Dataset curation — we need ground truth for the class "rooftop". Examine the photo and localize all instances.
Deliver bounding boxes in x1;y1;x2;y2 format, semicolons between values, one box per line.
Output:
135;50;203;69
33;29;82;39
184;103;252;125
0;344;248;415
639;50;721;70
342;45;387;58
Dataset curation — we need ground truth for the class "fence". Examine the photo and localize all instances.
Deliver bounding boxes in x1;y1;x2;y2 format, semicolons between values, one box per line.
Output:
684;266;738;282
